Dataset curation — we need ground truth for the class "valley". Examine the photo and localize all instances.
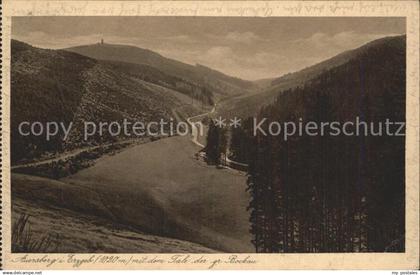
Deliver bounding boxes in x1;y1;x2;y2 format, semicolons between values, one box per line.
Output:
11;34;406;253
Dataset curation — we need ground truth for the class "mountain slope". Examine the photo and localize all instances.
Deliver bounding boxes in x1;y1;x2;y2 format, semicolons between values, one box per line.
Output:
218;35;406;119
66;43;256;98
11;40;201;163
232;34;405;252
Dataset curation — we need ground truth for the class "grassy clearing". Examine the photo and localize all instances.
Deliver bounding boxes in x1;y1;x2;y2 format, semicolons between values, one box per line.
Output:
12;177;217;253
64;135;252;252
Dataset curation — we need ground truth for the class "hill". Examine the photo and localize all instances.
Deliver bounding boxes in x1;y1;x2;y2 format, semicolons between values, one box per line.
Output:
66;43;256;99
218;35;405;119
231;35;405;252
11;40;203;164
102;60;214;105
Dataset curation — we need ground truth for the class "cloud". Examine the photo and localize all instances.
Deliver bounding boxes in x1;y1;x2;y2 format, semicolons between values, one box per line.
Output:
193;47;289;80
293;31;398;55
206;31;266;45
13;31;108;49
203;46;234;60
194;46;237;73
224;31;265;44
160;34;200;45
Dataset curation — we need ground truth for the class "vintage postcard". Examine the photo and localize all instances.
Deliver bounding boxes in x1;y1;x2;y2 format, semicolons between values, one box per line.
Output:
1;0;419;270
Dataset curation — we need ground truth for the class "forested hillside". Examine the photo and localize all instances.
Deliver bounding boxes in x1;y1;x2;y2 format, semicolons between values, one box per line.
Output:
230;35;406;252
11;40;203;164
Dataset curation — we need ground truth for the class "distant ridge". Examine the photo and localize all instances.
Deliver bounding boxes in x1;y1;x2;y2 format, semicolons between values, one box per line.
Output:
66;42;256;98
218;35;406;119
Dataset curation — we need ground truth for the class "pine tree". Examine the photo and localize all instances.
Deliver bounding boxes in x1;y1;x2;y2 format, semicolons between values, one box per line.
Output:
205;120;220;164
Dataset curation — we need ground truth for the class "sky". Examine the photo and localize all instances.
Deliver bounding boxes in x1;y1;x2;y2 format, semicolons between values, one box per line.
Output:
12;17;405;80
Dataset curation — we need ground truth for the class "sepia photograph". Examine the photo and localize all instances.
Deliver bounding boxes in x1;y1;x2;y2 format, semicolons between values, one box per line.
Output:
1;0;419;271
9;15;407;253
